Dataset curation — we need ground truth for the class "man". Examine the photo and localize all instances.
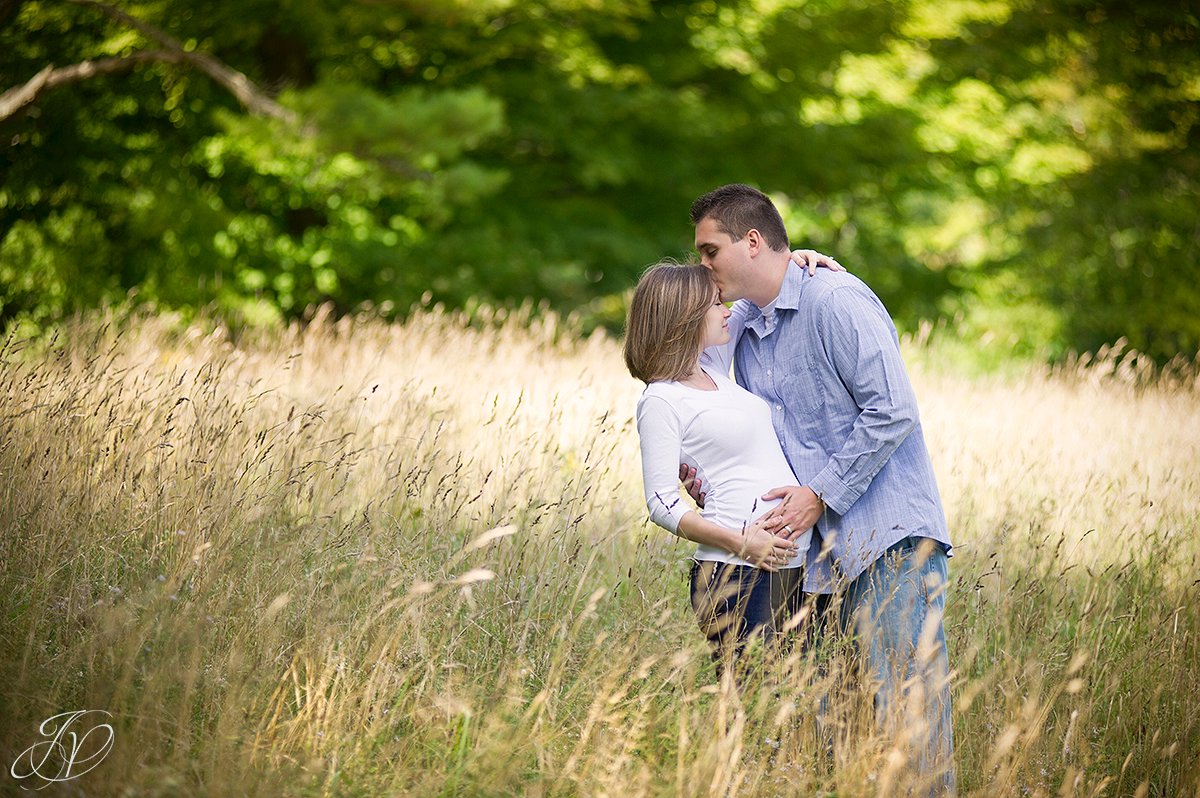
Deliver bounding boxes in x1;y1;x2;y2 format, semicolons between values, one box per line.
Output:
687;183;955;792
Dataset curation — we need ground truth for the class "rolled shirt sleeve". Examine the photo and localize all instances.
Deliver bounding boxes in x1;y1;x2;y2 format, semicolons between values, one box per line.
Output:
806;286;918;515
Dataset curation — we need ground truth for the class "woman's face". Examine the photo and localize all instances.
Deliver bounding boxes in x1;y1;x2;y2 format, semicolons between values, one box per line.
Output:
700;288;732;350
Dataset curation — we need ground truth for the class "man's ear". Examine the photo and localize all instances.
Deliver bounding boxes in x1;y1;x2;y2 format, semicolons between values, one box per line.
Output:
745;228;765;257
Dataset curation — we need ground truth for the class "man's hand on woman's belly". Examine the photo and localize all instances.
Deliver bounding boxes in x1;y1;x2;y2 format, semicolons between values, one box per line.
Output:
759;485;826;541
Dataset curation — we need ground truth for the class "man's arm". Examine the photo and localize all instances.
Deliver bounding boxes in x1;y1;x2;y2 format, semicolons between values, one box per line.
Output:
763;285;919;534
808;285;919;512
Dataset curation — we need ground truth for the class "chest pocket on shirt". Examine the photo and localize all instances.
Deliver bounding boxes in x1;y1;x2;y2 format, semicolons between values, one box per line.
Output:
777;354;826;413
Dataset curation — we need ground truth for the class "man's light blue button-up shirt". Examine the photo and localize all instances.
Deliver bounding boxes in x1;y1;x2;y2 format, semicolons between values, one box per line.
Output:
730;264;951;593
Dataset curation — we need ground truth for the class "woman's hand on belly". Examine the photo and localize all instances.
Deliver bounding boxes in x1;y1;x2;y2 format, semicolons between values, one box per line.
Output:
737;516;801;572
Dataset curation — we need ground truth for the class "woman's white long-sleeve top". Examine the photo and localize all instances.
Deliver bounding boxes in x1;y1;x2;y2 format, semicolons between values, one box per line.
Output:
635;329;809;568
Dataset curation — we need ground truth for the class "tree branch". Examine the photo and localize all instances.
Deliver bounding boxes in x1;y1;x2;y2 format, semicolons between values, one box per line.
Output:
0;0;297;124
0;53;190;122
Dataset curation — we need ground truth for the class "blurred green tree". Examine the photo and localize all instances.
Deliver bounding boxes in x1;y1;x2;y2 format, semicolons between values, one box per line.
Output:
1;0;1196;360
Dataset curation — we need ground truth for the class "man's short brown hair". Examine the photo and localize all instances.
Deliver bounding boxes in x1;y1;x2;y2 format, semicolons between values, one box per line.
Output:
690;183;790;252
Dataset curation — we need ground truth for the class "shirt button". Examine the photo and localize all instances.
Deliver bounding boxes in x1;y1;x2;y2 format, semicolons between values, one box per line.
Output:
776;405;782;411
767;369;772;376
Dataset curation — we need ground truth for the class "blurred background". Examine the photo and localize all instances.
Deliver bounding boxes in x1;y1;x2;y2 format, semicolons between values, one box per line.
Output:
2;0;1197;364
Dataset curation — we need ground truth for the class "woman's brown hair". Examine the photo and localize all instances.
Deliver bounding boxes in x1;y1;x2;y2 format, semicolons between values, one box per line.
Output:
623;261;716;384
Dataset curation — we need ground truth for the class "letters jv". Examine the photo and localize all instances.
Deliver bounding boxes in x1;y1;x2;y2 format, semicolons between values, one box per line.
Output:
10;710;115;789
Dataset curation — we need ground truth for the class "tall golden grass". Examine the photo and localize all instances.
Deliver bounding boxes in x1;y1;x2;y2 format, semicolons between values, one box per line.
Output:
1;306;1197;796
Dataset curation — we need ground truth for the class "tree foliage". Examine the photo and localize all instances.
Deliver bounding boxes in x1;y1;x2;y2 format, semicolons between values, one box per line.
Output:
1;0;1196;358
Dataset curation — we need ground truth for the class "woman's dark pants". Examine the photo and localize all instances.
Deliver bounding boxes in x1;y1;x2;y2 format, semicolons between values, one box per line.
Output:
688;560;805;681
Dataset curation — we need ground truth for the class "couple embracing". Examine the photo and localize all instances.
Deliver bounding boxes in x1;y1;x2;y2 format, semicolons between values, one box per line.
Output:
623;184;955;791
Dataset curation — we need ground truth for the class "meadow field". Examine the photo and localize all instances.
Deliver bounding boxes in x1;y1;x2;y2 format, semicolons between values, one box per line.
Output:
1;307;1198;797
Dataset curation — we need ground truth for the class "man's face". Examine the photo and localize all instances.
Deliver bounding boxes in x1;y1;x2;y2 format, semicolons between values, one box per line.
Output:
694;216;752;302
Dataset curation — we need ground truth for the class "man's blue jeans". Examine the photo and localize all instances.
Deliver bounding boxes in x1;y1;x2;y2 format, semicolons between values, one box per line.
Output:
814;536;956;794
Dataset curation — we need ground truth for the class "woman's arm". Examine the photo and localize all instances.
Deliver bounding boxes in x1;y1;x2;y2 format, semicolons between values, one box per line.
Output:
636;394;694;533
675;510;797;572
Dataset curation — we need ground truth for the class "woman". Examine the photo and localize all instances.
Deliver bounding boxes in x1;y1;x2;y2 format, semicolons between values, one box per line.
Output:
623;260;818;673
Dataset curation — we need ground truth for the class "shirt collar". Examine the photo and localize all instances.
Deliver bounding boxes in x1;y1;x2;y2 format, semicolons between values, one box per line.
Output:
742;263;807;338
